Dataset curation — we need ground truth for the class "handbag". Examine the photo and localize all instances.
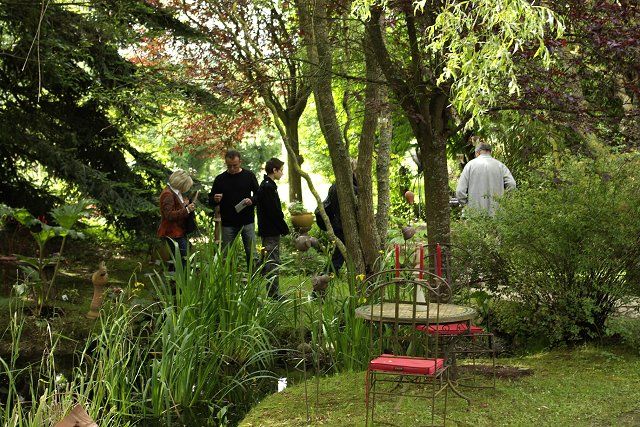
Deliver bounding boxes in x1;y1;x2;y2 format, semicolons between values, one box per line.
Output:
184;190;199;235
184;208;197;235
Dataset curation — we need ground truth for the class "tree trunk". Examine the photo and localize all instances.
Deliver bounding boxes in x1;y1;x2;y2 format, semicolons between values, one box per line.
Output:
284;116;303;202
356;34;383;273
295;0;365;273
366;5;451;249
417;129;451;247
376;84;392;245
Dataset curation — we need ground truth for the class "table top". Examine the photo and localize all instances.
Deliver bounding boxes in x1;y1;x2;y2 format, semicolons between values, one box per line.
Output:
355;302;476;324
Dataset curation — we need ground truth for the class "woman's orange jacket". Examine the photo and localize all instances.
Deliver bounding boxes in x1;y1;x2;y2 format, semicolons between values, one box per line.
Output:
157;187;190;238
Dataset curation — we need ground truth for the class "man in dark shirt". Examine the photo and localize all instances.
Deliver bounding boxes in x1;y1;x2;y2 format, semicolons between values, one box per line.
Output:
323;168;358;274
208;150;260;267
256;157;289;300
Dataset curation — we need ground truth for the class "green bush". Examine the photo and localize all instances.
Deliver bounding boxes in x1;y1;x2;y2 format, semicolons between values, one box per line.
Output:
606;316;640;354
453;151;640;346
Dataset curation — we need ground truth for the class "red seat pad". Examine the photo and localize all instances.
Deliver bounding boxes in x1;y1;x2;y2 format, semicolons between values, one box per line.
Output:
416;322;485;335
369;354;444;375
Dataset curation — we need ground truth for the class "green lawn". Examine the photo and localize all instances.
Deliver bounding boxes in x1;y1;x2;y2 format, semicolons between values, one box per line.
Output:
241;346;640;426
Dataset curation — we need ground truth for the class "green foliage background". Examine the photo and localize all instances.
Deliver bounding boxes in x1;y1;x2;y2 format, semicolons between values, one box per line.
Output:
453;150;640;346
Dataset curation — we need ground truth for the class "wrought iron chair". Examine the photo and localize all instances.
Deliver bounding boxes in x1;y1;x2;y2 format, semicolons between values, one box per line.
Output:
421;243;496;390
362;268;451;427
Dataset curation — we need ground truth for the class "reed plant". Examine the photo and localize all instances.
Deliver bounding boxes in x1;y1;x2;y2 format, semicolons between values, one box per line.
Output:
1;230;288;426
306;273;371;373
141;233;286;420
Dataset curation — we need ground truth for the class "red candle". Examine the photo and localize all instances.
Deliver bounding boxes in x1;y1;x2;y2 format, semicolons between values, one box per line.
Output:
419;244;424;279
395;244;400;277
436;243;442;277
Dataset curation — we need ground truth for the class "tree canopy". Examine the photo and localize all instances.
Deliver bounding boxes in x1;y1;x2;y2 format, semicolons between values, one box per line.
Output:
0;0;216;233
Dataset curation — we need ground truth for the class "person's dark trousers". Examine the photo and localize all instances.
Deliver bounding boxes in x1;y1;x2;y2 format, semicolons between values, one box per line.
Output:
261;235;282;299
221;223;257;268
329;229;346;274
164;236;188;271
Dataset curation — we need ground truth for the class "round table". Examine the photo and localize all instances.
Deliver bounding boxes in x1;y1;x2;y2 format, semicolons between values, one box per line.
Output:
355;302;476;324
356;302;477;403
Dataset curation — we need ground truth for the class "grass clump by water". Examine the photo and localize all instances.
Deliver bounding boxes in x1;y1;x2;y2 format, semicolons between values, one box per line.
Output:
1;237;288;426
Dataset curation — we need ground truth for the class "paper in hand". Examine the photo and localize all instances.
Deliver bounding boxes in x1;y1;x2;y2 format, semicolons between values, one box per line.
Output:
234;199;248;213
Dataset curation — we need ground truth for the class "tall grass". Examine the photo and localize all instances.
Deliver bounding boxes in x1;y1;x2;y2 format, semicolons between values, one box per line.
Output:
310;273;371;372
1;227;382;426
1;234;287;426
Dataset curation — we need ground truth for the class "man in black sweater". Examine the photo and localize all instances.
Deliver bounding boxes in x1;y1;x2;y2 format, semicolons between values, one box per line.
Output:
256;157;289;300
208;150;260;267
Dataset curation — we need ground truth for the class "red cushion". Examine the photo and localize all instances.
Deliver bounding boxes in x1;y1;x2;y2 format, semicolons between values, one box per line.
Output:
416;322;484;335
369;354;444;375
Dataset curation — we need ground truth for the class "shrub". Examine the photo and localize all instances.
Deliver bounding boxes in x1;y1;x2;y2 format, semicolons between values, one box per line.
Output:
606;316;640;354
453;151;640;346
287;201;308;215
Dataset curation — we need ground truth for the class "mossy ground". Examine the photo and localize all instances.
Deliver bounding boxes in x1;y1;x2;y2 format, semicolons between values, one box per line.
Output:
241;347;640;426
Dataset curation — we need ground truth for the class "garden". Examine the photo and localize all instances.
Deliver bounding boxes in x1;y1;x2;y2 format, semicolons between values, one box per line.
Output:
1;0;640;426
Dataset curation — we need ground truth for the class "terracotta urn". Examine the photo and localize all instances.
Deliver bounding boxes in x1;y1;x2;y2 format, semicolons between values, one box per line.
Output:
404;190;415;204
87;262;108;319
290;212;314;234
401;226;416;240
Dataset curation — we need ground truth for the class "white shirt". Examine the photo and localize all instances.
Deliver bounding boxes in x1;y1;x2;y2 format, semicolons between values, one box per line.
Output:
455;154;516;216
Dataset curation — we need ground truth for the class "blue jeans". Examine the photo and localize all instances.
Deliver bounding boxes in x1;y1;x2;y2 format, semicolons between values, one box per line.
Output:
164;236;188;270
222;223;257;267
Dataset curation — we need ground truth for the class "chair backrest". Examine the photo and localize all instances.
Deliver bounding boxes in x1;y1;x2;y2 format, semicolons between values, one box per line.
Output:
424;243;498;329
424;243;482;299
362;269;451;359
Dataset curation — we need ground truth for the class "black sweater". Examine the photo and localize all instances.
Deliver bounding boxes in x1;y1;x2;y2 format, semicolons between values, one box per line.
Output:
256;175;289;237
208;169;259;226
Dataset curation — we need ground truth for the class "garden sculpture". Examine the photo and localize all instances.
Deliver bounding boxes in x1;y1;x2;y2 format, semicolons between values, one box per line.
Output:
294;235;313;252
404;190;415;204
54;404;98;427
401;225;416;240
312;274;331;294
86;261;108;319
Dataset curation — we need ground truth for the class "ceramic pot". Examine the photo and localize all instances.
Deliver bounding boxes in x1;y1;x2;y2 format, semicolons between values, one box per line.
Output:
312;274;331;293
308;237;320;250
404;190;415;204
401;226;416;240
294;235;312;252
290;212;314;234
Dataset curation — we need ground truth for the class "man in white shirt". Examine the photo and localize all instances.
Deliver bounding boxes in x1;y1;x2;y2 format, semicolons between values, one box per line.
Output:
456;140;516;216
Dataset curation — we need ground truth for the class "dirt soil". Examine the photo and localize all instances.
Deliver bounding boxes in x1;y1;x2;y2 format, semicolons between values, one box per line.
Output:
459;364;534;379
0;230;159;367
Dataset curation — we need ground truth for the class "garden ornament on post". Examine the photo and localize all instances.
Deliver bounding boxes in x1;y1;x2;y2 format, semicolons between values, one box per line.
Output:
86;261;108;319
402;190;416;241
294;235;313;252
312;274;331;295
401;225;416;241
404;190;415;204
